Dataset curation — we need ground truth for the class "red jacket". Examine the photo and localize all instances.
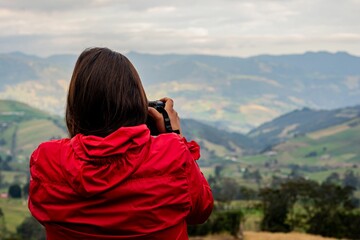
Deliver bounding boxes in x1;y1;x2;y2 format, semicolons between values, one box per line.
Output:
29;124;213;240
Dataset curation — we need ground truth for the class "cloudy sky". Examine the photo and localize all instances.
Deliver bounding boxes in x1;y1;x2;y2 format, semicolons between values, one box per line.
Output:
0;0;359;57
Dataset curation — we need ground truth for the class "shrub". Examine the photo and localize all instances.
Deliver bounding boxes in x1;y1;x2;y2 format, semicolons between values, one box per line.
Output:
8;184;22;198
16;217;45;240
188;210;244;238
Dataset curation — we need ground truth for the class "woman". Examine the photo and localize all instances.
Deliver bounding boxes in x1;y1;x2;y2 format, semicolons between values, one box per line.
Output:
28;47;213;240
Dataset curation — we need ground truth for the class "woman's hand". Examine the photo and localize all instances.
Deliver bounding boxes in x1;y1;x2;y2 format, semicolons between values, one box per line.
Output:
148;97;182;137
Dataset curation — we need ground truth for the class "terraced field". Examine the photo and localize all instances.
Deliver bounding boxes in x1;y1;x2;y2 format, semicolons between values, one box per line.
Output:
15;118;66;165
0;100;67;171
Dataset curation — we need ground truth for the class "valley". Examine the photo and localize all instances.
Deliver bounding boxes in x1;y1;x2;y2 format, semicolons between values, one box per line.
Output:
0;50;359;239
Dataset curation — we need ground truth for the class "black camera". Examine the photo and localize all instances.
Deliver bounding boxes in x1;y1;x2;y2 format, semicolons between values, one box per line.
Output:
147;100;176;135
146;101;165;135
148;100;165;111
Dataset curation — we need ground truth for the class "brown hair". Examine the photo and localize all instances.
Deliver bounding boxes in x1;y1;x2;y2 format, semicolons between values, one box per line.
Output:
66;47;148;137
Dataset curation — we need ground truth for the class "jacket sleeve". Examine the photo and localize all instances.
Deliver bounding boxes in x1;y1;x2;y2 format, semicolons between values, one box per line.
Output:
182;138;214;224
28;146;48;223
28;142;74;224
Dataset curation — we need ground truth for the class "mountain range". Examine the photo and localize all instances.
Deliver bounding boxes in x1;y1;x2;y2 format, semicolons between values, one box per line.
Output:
0;50;360;175
1;52;359;235
1;51;360;133
0;100;254;170
249;105;360;150
1;98;359;172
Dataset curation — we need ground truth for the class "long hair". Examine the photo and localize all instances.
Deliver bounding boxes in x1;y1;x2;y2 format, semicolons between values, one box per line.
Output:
66;47;148;137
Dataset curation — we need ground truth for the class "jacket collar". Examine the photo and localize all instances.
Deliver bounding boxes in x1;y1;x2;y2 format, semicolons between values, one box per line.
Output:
71;124;150;161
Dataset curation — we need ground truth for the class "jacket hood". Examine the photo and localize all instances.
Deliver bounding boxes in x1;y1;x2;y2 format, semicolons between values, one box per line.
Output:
62;124;151;197
71;124;150;160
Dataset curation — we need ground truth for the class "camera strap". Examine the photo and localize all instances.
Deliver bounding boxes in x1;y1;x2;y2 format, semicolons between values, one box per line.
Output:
156;107;174;133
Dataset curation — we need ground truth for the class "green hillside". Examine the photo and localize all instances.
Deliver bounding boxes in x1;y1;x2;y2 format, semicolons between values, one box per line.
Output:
248;105;360;151
0;100;67;172
272;117;360;167
182;119;258;165
0;99;256;171
222;117;360;186
1;98;359;185
0;99;50;122
0;102;359;238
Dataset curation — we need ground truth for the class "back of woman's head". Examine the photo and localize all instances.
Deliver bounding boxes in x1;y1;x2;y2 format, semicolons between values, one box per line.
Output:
66;47;148;138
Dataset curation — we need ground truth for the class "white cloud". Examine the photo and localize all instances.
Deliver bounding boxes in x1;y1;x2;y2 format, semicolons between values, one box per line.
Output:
0;0;359;57
146;6;177;14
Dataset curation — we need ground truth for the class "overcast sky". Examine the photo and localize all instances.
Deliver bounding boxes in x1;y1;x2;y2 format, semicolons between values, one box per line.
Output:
0;0;359;57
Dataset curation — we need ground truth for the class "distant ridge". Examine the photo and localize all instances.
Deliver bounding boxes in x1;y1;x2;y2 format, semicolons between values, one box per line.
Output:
0;99;257;168
248;105;360;151
1;50;360;132
0;99;50;120
0;100;67;170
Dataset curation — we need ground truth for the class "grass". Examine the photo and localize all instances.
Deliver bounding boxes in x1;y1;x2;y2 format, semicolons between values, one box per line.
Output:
0;197;352;240
189;232;339;240
14;118;67;169
202;140;229;157
0;198;30;233
0;123;16;158
0;100;49;120
243;209;262;231
306;167;360;182
0;171;28;189
242;231;339;240
200;167;214;178
270;123;360;167
0;100;67;171
224;120;360;187
17;119;64;142
239;155;268;164
189;233;235;240
308;124;350;140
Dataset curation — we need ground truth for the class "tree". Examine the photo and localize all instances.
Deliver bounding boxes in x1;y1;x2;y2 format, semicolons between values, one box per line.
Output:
325;172;341;185
188;210;244;239
212;177;239;209
253;169;262;188
23;182;30;199
260;178;360;239
242;167;251;180
236;186;258;201
343;170;359;189
259;187;294;232
270;175;286;188
214;165;224;178
0;155;12;171
288;168;303;180
306;183;356;238
17;217;45;240
8;184;22;198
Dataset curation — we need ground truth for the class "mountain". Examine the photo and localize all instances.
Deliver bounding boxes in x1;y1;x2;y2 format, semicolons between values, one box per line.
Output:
221;114;360;187
127;51;360;132
0;100;255;171
1;99;359;186
270;116;360;167
0;100;67;171
182;119;258;164
248;105;360;151
212;103;360;186
1;51;360;132
0;52;76;115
